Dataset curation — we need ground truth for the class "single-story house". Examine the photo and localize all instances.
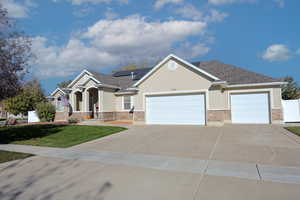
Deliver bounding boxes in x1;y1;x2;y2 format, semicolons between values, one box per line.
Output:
50;54;286;125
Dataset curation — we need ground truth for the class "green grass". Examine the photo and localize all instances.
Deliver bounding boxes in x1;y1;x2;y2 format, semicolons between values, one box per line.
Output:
0;150;33;164
0;125;127;148
285;127;300;137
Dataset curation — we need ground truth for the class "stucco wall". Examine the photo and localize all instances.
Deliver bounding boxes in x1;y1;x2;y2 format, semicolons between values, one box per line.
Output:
101;88;116;112
116;59;283;115
208;86;227;110
134;58;214;111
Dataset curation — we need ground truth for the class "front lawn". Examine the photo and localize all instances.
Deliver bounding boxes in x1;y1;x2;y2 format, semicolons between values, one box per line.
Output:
0;125;127;148
285;127;300;137
0;150;33;164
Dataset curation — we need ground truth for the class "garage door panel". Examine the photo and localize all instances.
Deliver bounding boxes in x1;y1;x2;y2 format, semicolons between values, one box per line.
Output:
231;93;270;124
146;94;205;125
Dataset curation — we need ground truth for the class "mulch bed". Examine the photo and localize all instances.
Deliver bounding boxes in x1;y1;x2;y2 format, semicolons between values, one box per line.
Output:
105;121;133;125
17;121;69;126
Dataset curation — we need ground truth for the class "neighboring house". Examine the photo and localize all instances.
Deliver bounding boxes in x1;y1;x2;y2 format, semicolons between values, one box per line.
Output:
50;54;285;125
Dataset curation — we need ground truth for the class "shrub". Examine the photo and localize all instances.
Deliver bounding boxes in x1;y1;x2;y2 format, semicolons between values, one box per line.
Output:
36;102;56;122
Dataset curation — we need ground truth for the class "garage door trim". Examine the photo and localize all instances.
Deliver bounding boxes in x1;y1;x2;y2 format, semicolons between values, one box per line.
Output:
230;92;271;124
144;90;207;125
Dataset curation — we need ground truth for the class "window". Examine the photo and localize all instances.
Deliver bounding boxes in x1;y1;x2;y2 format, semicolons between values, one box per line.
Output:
56;97;64;112
123;96;133;110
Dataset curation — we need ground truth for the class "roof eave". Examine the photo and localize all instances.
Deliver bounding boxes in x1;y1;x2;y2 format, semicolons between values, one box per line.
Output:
96;83;120;89
225;82;287;88
114;91;137;95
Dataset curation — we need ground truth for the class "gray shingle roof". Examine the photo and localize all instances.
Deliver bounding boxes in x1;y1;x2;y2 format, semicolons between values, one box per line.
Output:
88;60;279;90
192;61;279;85
89;70;137;89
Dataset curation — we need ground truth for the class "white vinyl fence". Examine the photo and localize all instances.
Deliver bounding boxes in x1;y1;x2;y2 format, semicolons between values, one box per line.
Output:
282;99;300;122
28;111;40;123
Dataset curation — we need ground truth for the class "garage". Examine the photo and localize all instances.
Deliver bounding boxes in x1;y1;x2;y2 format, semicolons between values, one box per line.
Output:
230;93;270;124
145;94;206;125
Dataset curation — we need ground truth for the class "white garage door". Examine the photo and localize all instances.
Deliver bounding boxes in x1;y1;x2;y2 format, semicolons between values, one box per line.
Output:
146;94;206;125
230;93;270;124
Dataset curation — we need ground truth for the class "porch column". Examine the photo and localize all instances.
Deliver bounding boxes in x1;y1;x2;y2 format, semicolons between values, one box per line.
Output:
98;89;101;112
84;89;89;112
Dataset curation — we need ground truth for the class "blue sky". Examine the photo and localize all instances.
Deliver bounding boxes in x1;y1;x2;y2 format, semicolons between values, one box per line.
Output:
2;0;300;94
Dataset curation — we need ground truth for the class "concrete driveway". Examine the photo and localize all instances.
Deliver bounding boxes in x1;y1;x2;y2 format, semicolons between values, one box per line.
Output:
1;125;300;200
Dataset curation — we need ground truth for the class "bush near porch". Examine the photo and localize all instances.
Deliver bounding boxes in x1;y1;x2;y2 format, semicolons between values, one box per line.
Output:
0;125;127;148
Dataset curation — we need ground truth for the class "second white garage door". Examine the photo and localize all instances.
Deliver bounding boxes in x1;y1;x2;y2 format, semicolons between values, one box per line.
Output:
146;94;206;125
230;93;270;124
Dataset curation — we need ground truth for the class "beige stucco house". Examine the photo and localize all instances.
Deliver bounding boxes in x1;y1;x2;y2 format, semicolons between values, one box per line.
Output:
50;54;285;125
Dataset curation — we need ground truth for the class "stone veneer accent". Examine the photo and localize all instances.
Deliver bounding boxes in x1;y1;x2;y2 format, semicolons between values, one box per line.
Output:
207;110;231;124
133;111;145;121
115;112;133;121
54;112;68;121
271;109;283;121
69;112;91;120
98;112;116;121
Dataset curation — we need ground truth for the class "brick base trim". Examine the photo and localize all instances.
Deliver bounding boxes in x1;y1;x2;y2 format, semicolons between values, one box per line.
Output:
54;112;68;121
271;109;283;121
99;112;116;121
115;112;133;120
207;110;231;124
133;111;145;121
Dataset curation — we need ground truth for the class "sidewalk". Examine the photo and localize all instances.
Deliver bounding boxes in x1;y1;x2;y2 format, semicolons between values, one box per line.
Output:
1;144;300;184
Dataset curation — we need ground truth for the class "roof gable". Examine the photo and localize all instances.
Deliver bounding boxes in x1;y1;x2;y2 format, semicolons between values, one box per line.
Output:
67;70;100;88
133;54;220;87
51;88;66;96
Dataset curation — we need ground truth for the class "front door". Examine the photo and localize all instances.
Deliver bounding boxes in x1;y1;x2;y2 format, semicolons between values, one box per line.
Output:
89;88;99;119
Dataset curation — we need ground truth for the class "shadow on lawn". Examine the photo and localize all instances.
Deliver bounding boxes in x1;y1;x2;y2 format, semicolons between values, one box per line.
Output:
0;158;113;200
0;125;66;144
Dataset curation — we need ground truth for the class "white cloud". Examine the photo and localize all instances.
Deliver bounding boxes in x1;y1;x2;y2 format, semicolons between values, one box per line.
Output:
1;0;29;18
176;5;228;23
175;42;210;59
31;16;210;77
262;44;292;62
206;9;228;22
296;49;300;55
104;9;118;19
70;0;111;4
58;0;128;5
208;0;285;7
30;37;118;77
154;0;183;10
208;0;252;5
175;4;203;20
73;6;94;17
274;0;285;8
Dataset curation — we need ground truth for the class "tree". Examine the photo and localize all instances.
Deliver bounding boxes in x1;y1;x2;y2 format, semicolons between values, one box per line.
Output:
57;80;72;89
4;79;46;116
281;76;300;100
0;5;32;101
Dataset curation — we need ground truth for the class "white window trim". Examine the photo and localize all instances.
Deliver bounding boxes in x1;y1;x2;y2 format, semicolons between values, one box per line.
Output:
122;96;134;111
